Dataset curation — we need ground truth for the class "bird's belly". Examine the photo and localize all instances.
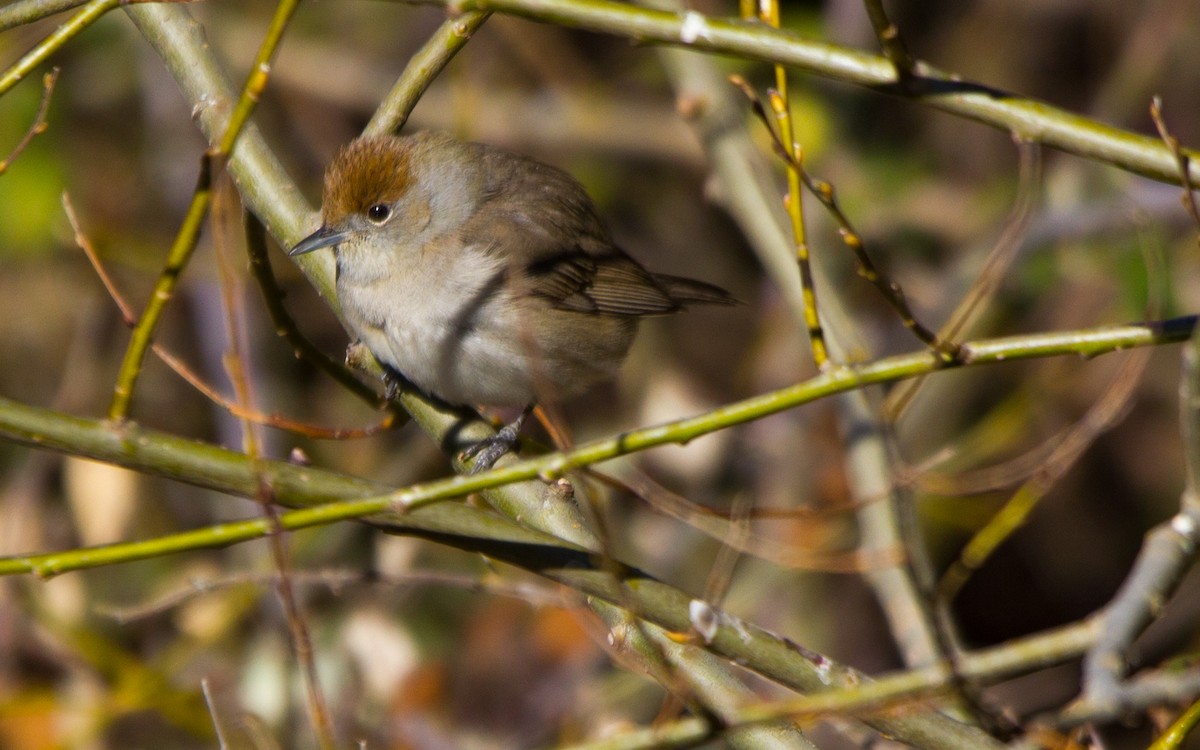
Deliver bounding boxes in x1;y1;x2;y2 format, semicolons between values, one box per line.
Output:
390;319;540;407
339;275;539;407
338;270;635;408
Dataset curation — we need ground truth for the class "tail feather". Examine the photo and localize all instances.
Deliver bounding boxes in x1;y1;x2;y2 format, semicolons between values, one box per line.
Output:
653;273;740;307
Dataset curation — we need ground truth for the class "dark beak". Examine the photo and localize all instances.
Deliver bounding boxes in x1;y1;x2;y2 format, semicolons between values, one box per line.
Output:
289;225;348;256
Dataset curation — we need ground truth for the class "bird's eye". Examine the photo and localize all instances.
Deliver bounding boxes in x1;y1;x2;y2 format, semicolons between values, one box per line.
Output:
366;204;391;224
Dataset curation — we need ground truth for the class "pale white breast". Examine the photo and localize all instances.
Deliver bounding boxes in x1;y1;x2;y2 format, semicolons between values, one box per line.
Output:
338;243;541;406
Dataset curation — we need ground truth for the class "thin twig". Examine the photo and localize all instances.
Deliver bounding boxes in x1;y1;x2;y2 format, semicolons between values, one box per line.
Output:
243;211;406;420
200;679;229;750
363;10;491;136
803;167;961;360
729;74;959;360
590;467;897;572
67;192;392;439
159;342;396;439
0;67;59;174
5;316;1196;579
903;420;1069;496
861;0;916;83
107;0;301;421
107;153;214;419
1150;96;1200;239
99;568;563;623
886;139;1043;418
752;0;827;369
62;192;135;322
216;172;333;744
0;0;117;97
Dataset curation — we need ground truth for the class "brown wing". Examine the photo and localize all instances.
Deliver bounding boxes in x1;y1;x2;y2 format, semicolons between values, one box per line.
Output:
525;248;683;315
465;142;735;316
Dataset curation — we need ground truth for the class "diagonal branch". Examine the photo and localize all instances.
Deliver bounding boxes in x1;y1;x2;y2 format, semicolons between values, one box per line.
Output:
0;393;1037;749
385;0;1200;187
107;0;301;421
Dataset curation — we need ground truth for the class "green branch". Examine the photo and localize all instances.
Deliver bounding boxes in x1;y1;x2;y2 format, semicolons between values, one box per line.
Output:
0;0;94;32
0;363;1103;744
108;0;302;421
364;9;492;137
0;401;1000;749
2;315;1193;578
0;0;117;96
396;0;1199;186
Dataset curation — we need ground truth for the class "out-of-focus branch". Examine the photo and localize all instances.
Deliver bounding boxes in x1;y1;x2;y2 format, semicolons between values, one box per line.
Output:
653;18;947;707
0;0;126;32
1070;339;1200;721
0;395;1003;749
1066;96;1200;729
107;0;300;420
2;317;1194;570
215;168;335;749
0;0;119;95
886;139;1043;418
363;10;491;137
0;66;58;173
861;0;916;82
387;0;1200;187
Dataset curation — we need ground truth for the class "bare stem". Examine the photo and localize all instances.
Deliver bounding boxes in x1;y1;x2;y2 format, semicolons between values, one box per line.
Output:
755;0;827;368
364;10;492;136
386;0;1200;187
107;0;301;421
861;0;916;81
0;0;116;96
0;66;58;173
216;178;336;749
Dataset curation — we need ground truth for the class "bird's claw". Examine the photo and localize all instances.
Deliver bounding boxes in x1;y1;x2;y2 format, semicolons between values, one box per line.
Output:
461;409;530;474
382;372;402;402
461;429;520;474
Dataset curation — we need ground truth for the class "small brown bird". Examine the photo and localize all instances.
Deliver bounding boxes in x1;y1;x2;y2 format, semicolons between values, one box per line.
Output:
291;131;736;469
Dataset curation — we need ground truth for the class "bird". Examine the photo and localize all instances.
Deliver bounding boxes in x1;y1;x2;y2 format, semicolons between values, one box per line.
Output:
291;131;737;470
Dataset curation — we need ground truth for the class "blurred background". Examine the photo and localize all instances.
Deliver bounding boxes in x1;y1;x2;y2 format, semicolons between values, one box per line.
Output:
1;0;1200;747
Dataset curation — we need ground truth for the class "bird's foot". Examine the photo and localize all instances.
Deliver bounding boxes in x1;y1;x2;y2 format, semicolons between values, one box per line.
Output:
345;342;410;403
344;341;376;374
461;408;530;474
382;370;403;402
